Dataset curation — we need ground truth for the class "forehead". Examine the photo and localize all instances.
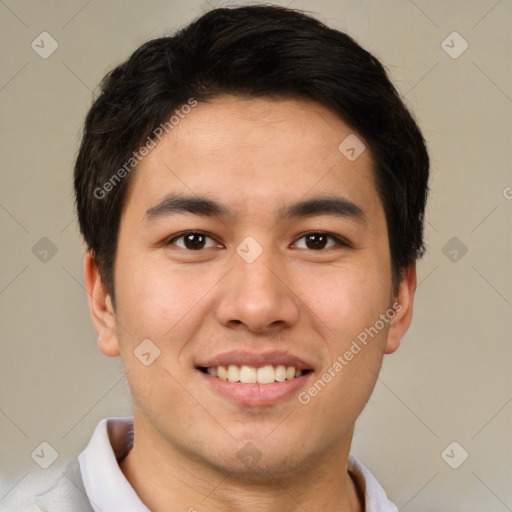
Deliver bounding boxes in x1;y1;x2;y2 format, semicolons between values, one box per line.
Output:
122;95;382;225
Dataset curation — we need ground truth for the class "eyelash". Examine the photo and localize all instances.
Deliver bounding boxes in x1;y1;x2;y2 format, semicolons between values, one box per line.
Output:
164;230;350;251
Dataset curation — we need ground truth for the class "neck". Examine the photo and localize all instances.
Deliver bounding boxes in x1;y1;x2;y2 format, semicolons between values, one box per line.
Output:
119;415;364;512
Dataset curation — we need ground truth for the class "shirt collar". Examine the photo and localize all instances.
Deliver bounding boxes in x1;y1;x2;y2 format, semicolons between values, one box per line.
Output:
78;416;149;512
348;455;398;511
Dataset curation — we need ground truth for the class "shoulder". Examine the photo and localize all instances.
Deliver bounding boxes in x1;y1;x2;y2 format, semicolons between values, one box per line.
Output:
0;458;93;512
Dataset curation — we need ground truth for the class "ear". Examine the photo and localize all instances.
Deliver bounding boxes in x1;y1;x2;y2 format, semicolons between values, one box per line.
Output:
84;251;120;357
384;262;417;354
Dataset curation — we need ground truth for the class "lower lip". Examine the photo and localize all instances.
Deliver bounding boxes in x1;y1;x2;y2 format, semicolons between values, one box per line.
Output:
197;369;312;406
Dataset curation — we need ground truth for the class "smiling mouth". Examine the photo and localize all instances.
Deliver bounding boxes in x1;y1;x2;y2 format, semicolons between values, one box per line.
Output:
198;364;313;385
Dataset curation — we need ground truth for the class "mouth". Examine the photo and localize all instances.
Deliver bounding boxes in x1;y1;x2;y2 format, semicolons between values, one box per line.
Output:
197;364;313;384
195;351;315;406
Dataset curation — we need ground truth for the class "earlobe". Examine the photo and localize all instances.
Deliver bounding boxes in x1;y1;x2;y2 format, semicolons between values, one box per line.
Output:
84;251;120;357
384;263;417;354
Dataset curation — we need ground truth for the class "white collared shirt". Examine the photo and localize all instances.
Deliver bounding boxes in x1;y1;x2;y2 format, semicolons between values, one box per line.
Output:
78;416;398;512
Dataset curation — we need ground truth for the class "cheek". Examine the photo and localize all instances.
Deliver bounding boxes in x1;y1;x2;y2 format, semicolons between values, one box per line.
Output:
313;261;392;412
300;274;392;428
113;254;223;353
303;258;391;344
112;260;208;405
113;255;188;342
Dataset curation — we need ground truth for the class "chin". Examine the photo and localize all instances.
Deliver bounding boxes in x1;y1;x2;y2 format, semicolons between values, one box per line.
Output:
201;436;316;481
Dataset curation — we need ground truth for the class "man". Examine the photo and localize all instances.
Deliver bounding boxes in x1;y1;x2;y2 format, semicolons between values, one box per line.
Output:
4;4;429;511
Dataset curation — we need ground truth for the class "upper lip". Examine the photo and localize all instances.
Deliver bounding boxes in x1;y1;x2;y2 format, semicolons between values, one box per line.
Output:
196;350;314;371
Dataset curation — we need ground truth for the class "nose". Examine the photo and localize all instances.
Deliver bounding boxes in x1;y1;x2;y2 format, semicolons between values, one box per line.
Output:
214;246;300;334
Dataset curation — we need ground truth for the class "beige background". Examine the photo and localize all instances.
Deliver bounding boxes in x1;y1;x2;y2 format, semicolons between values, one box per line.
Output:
1;0;511;510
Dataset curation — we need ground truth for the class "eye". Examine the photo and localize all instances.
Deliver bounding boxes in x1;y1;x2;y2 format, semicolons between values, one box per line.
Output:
293;231;349;250
165;231;221;251
164;230;349;252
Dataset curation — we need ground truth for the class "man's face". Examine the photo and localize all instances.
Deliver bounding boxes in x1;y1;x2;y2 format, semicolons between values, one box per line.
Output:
91;96;413;476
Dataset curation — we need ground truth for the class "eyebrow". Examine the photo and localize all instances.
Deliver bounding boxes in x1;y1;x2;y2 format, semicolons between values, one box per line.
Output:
144;193;366;224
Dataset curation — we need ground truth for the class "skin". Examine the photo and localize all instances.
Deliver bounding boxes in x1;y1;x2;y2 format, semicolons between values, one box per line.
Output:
85;95;416;512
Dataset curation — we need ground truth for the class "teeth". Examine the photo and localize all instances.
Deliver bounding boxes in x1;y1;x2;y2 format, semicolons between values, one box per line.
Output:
275;365;287;382
240;365;257;384
257;365;275;384
217;365;228;380
227;364;240;382
205;364;305;384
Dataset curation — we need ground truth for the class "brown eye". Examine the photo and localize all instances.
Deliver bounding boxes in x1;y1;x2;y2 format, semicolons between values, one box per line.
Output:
294;232;347;250
166;231;219;250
